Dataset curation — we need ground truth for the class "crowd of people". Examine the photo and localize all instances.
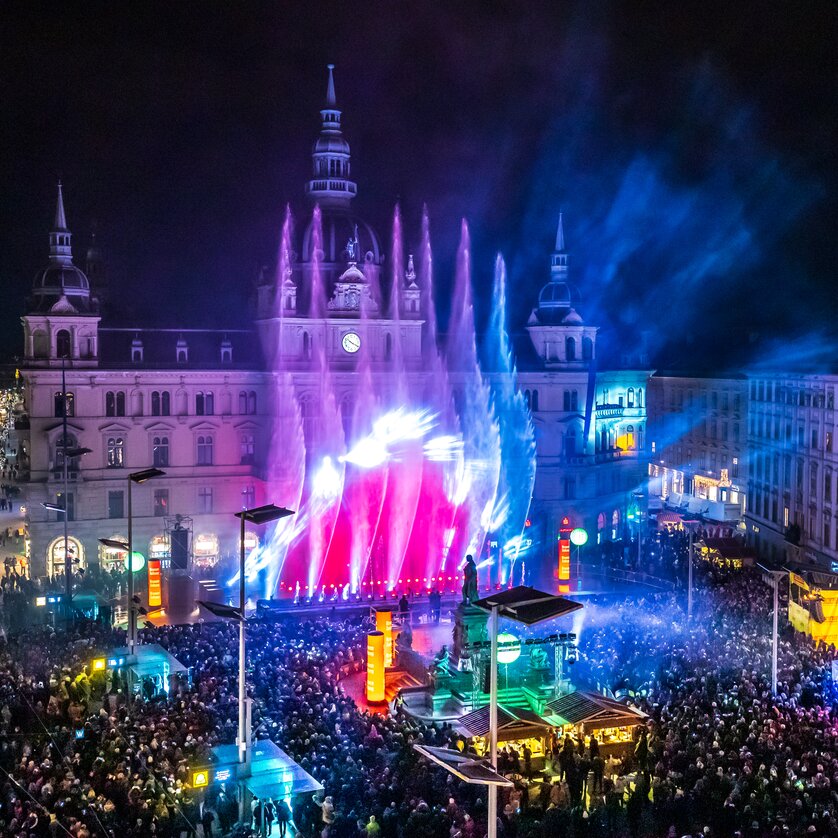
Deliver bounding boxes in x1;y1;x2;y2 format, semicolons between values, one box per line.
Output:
1;551;838;837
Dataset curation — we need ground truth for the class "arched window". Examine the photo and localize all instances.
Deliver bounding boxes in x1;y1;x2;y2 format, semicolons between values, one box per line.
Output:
302;331;311;359
340;395;354;438
54;391;74;418
582;336;593;361
524;389;531;410
627;388;635;407
637;388;644;408
571;390;578;411
600;428;608;451
151;391;160;416
565;426;577;457
160;391;170;416
197;435;214;466
565;336;576;361
106;437;124;468
626;425;635;449
597;513;606;531
56;329;71;359
196;391;214;416
152;436;169;467
384;333;393;361
638;425;644;451
239;391;247;414
248;391;257;415
300;395;317;441
531;390;539;412
116;392;125;416
106;391;116;417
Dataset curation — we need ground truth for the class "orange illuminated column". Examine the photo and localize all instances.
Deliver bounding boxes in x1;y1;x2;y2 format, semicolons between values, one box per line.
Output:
366;630;386;703
558;540;571;593
147;560;162;608
375;609;393;667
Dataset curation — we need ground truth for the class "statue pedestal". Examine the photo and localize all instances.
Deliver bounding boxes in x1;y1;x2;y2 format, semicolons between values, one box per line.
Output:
451;603;488;671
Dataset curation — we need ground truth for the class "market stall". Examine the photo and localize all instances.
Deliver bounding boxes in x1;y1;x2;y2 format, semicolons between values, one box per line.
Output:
454;704;554;762
543;691;647;753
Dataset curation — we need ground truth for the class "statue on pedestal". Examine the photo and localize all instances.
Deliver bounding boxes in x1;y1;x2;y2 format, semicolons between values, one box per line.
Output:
462;554;479;605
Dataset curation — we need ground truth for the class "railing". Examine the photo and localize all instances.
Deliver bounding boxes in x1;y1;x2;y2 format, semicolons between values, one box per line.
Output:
595;405;625;418
305;180;357;195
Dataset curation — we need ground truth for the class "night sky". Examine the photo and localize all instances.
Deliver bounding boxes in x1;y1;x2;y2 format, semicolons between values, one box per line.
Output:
0;1;835;369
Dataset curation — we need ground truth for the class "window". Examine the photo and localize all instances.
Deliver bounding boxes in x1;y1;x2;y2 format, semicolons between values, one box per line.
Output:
238;391;257;415
827;431;833;453
153;489;169;517
197;435;214;465
106;437;124;468
626;425;635;449
811;463;819;499
152;436;169;467
531;390;539;412
108;491;124;519
582;336;593;361
302;331;311;359
812;427;820;449
563;476;576;499
56;329;71;358
196;391;215;416
627;388;635;407
105;391;126;417
54;391;75;417
151;390;172;416
565;427;577;457
198;487;213;514
565;336;576;361
240;433;255;465
242;485;256;509
784;506;789;528
826;469;833;503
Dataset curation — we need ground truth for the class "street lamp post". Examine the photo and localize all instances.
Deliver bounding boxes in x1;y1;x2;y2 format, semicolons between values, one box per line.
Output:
198;504;294;767
682;518;700;621
474;587;583;838
758;565;787;695
125;468;166;654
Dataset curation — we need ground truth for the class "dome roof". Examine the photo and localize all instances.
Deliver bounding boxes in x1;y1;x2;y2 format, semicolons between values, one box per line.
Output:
538;280;578;310
313;134;350;156
33;262;89;291
301;207;383;266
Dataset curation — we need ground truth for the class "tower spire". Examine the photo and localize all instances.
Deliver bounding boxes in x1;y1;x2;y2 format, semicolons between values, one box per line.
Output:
55;181;68;231
49;181;72;263
306;64;357;208
325;63;336;106
555;212;564;252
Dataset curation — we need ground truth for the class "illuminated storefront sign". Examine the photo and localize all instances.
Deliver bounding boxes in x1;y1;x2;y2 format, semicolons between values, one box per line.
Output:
366;630;385;703
148;559;162;608
194;534;219;556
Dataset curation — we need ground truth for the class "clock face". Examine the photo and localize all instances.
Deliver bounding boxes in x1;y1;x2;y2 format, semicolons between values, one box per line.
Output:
342;332;361;354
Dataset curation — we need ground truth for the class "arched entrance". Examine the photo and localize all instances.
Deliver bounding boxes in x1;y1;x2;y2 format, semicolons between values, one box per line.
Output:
47;536;84;578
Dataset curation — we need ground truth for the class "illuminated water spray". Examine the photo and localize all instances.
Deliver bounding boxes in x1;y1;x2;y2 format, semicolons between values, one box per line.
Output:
249;205;531;597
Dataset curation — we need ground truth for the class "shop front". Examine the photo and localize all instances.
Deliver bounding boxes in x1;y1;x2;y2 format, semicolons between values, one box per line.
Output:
46;535;84;578
193;533;220;570
99;534;129;572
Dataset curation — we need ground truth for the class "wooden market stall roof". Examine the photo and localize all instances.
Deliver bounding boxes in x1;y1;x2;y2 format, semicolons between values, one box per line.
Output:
544;691;647;730
455;705;554;741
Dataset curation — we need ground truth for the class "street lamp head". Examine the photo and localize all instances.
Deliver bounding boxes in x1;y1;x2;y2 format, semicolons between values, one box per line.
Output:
235;504;296;526
65;447;92;458
130;468;166;484
98;537;130;552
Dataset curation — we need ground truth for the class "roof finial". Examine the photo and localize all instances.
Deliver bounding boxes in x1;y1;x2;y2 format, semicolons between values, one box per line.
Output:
555;212;565;253
326;63;336;106
55;180;68;231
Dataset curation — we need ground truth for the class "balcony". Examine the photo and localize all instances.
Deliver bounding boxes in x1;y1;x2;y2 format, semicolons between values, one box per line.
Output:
595;404;625;419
